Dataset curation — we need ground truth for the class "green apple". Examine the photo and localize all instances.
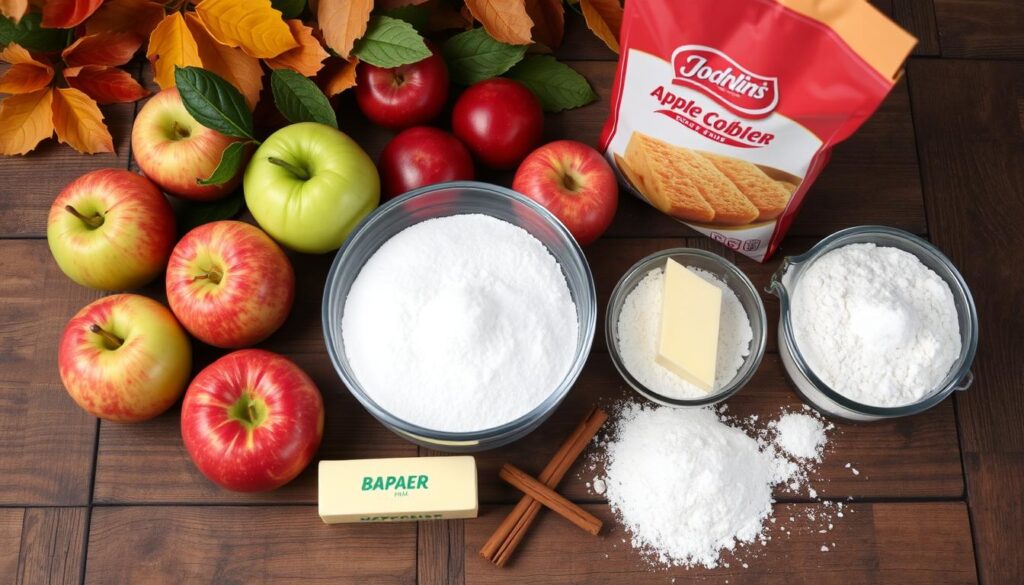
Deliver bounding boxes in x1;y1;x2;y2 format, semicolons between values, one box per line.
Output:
243;122;380;254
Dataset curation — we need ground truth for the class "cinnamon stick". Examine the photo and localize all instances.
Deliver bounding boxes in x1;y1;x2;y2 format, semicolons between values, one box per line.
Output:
500;463;602;536
480;407;608;566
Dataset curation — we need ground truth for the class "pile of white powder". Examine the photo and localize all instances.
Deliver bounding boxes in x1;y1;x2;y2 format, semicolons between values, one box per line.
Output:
341;214;578;432
791;243;961;407
770;412;828;461
616;267;752;398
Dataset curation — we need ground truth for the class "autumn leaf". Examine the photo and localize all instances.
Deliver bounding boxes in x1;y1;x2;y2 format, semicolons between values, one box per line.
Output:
0;88;52;155
0;43;53;94
194;0;298;59
0;0;27;23
316;56;357;96
184;13;263;110
375;0;425;8
85;0;165;39
62;32;143;67
65;65;149;104
318;0;373;59
579;0;622;53
525;0;563;50
51;87;114;154
464;0;533;45
147;12;202;90
265;19;328;77
41;0;104;29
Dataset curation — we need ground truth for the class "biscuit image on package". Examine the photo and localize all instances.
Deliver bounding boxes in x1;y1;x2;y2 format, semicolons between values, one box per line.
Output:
700;152;792;221
623;133;715;223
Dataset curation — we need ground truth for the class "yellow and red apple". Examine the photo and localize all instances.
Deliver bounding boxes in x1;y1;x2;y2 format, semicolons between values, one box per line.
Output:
58;294;192;422
166;221;294;348
47;169;176;291
132;88;249;201
181;349;324;492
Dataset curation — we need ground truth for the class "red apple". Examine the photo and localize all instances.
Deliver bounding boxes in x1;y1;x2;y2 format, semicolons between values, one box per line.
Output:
59;294;191;422
132;88;249;201
47;169;176;290
513;140;619;246
378;127;474;199
166;221;294;348
452;78;543;170
181;349;324;492
355;43;448;130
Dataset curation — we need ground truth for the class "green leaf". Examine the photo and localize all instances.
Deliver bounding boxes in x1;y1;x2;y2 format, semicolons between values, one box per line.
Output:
176;191;246;234
270;69;338;128
0;13;68;51
442;27;527;86
506;55;598;112
352;15;430;69
173;66;254;140
198;142;250;186
271;0;306;19
380;5;429;33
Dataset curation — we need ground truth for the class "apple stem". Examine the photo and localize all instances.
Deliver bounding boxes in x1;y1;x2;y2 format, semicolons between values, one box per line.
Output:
267;157;310;181
246;401;258;424
64;205;104;229
171;121;190;139
193;268;223;285
89;324;123;349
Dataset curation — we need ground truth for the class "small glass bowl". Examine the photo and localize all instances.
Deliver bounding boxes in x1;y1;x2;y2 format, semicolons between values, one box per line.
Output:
767;225;978;421
606;248;768;407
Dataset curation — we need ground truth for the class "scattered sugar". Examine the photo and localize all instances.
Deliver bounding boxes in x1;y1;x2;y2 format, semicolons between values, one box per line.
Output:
771;413;827;460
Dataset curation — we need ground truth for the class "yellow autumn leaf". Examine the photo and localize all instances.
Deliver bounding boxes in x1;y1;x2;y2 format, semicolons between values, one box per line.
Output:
184;13;263;110
0;43;54;94
0;88;53;155
579;0;622;54
147;12;202;90
318;0;373;59
51;87;114;154
317;57;358;97
265;19;329;77
0;0;28;22
195;0;298;59
464;0;533;45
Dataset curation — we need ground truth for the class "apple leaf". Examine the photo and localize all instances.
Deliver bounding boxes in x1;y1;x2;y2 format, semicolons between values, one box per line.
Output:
352;15;430;69
270;68;338;128
174;66;254;139
505;55;597;112
442;27;526;85
0;13;68;51
271;0;305;19
198;141;250;186
177;191;245;234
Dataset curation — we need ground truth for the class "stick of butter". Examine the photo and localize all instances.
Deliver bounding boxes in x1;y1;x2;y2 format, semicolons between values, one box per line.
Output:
656;258;722;392
318;456;478;524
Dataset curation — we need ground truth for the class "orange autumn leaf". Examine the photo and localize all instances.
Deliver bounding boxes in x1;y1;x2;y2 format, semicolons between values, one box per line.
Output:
0;88;53;155
41;0;103;28
318;0;373;59
464;0;533;45
65;65;149;104
147;12;202;90
184;12;263;110
85;0;165;39
194;0;298;59
0;0;28;22
317;56;358;97
525;0;563;50
265;19;329;77
51;87;114;154
579;0;622;53
62;32;143;68
0;43;53;94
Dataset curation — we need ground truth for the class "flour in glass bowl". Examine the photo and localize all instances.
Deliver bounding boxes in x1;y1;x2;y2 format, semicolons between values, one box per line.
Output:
341;214;579;432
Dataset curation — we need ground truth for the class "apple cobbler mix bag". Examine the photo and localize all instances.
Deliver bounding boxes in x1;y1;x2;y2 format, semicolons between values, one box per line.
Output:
599;0;917;261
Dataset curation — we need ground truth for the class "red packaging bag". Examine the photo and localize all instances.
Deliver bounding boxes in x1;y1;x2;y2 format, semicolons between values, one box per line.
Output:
599;0;917;261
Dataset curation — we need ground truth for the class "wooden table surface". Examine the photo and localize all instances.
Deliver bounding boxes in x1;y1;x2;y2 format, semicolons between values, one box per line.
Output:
1;6;1022;585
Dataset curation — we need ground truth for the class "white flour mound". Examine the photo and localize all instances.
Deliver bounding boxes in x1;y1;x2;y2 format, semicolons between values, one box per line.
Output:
792;243;961;407
342;214;578;432
771;413;827;461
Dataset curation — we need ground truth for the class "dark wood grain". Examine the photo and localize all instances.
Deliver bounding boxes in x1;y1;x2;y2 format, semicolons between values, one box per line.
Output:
909;58;1024;585
84;506;416;584
418;521;465;585
0;509;23;583
877;0;942;56
0;241;99;505
934;0;1024;59
16;508;87;585
464;502;977;583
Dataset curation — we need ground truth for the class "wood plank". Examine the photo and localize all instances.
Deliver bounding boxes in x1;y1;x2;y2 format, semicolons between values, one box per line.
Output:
0;241;100;505
908;58;1024;585
874;0;942;56
85;506;416;585
464;502;976;583
418;520;465;585
0;509;23;584
17;508;87;585
933;0;1024;59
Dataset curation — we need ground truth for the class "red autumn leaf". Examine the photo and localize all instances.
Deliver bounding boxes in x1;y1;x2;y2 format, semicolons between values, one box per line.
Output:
62;32;144;67
64;65;149;104
85;0;166;39
525;0;563;50
41;0;104;29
